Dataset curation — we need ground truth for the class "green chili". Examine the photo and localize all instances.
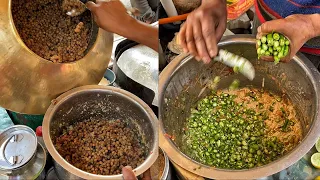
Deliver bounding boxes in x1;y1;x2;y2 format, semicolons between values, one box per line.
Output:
279;39;285;46
268;47;273;53
273;33;280;40
262;44;268;51
261;36;267;44
185;90;285;169
257;40;261;46
285;40;290;45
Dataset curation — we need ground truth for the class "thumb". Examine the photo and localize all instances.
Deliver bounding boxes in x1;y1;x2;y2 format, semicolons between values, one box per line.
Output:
256;19;286;39
257;19;285;36
122;166;137;180
86;1;98;11
142;169;151;180
258;19;286;33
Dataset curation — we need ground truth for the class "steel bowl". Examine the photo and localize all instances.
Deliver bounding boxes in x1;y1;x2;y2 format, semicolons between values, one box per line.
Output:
0;0;113;114
42;85;158;180
159;35;320;179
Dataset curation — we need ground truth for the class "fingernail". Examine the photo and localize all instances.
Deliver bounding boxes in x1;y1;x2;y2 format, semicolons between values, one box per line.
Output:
257;26;261;32
195;56;200;61
124;166;132;170
210;50;216;57
204;57;211;63
256;34;260;39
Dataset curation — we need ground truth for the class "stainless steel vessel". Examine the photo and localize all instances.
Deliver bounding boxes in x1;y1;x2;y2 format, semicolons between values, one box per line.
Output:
0;0;113;114
160;148;172;180
159;35;320;179
42;85;158;180
0;125;46;180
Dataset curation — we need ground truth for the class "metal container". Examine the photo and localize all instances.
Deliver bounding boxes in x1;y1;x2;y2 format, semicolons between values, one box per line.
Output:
150;147;172;180
113;22;159;107
159;35;320;179
113;40;158;107
0;0;113;114
0;125;47;180
45;167;59;180
161;148;172;180
98;69;116;86
42;85;158;180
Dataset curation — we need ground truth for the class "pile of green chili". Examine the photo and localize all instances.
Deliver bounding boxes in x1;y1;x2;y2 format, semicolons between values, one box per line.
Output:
257;32;290;64
185;92;284;169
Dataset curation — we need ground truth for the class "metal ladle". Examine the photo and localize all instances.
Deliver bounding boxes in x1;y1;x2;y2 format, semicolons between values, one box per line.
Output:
63;0;140;17
62;0;87;17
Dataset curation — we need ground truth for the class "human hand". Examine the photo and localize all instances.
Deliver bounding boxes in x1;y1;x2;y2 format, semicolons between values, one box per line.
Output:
86;0;158;51
122;166;151;180
86;0;133;35
256;14;317;62
178;0;227;64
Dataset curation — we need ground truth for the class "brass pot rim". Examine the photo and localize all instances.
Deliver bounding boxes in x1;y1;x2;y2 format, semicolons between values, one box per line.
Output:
0;0;113;114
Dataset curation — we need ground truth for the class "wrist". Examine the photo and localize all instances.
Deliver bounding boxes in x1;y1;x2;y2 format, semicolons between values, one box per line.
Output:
309;14;320;37
202;0;226;5
116;16;138;38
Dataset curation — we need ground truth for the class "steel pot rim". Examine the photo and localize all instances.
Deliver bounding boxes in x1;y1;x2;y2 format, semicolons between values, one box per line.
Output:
43;85;159;180
160;147;170;179
159;35;320;179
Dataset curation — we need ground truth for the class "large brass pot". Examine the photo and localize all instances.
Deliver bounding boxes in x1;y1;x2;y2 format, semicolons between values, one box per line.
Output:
159;35;320;179
0;0;113;114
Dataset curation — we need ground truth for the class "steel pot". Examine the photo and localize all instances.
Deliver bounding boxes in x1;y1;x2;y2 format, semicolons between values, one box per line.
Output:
42;85;158;180
160;148;172;180
0;0;113;114
0;125;47;180
150;147;172;180
159;35;320;179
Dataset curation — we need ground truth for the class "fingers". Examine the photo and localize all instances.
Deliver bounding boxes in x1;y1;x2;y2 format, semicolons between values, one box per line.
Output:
178;23;188;53
260;55;291;63
86;1;98;11
257;19;286;38
141;169;151;180
202;16;218;58
259;56;275;62
122;166;137;180
281;56;291;63
193;20;211;63
283;48;293;63
186;19;200;60
215;16;227;42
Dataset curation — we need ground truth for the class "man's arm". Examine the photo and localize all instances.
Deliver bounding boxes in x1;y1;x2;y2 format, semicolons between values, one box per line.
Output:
120;19;158;51
86;1;158;52
310;14;320;37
